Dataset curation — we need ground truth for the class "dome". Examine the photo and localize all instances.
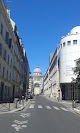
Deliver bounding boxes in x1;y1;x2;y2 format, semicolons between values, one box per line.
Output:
33;65;42;74
69;26;80;35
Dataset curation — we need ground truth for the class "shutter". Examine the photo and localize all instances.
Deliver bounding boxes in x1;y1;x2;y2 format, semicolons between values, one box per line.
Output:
0;44;2;56
9;38;12;48
6;32;9;44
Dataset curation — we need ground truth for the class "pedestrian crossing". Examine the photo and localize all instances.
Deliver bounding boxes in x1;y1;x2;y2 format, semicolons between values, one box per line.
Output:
29;104;69;112
38;105;42;108
60;107;68;111
29;104;35;108
53;106;60;110
45;106;51;109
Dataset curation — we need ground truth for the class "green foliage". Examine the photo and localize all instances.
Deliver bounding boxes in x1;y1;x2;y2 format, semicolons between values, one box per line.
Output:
72;58;80;83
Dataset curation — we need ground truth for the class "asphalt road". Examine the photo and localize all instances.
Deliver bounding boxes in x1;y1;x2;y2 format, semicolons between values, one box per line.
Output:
0;95;80;133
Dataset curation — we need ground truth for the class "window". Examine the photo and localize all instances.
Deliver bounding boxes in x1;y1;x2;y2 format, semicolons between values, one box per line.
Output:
9;73;11;81
67;41;71;45
73;40;77;44
7;70;8;80
11;59;12;67
3;49;7;61
8;54;9;64
63;42;66;47
0;64;1;77
3;67;5;78
5;32;9;44
61;44;62;48
9;38;12;48
1;23;3;36
0;43;2;56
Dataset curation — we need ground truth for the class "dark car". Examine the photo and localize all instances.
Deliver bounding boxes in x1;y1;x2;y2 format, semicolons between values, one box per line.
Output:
27;93;33;99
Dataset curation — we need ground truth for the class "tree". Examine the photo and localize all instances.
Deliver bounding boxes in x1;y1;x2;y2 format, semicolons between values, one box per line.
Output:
72;58;80;83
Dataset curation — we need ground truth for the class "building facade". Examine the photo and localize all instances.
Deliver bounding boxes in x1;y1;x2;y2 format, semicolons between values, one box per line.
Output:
44;49;61;100
0;0;30;101
23;48;30;97
29;65;43;95
44;26;80;101
0;1;15;101
59;26;80;100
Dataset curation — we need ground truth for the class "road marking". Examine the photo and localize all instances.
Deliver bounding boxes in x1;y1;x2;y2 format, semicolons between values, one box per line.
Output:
61;107;68;111
38;105;42;108
46;106;51;109
12;124;17;127
14;120;28;125
29;104;34;108
14;125;22;131
12;120;28;131
22;125;27;128
20;113;31;118
53;106;60;110
31;101;35;104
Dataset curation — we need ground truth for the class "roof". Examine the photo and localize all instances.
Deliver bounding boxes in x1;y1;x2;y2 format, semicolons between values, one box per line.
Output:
33;65;42;74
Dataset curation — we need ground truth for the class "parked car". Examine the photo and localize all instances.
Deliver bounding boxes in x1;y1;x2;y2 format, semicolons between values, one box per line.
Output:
27;93;33;99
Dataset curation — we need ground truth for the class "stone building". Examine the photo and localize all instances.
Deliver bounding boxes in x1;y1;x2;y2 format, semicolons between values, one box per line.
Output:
44;49;61;100
0;1;15;101
29;65;43;95
0;0;30;101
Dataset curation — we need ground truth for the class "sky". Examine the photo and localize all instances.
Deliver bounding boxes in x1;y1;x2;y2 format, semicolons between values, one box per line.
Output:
4;0;80;75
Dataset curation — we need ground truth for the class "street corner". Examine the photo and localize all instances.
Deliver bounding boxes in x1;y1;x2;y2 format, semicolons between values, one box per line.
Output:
0;100;31;115
10;100;31;113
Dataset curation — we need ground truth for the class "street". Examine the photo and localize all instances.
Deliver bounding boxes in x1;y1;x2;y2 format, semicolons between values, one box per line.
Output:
0;96;80;133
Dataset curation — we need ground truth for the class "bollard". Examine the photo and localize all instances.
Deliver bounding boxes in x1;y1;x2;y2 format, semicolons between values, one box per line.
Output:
19;99;21;104
72;100;76;108
15;99;17;108
14;98;18;108
22;96;24;106
72;100;74;108
9;102;10;111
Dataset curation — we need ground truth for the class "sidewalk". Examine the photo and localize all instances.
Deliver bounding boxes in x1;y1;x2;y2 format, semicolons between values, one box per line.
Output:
42;95;80;115
0;99;30;114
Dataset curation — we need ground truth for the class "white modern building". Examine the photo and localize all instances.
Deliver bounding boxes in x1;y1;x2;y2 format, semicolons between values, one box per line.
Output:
44;26;80;101
59;26;80;100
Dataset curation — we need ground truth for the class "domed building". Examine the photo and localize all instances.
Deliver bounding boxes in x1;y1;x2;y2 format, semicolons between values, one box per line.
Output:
29;65;43;95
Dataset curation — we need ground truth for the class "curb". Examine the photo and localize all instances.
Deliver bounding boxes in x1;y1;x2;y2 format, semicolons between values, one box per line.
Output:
0;100;30;115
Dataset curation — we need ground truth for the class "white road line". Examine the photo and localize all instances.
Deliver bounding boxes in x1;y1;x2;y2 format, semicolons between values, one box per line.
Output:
14;120;28;125
53;106;60;110
61;107;68;111
46;106;51;109
38;105;42;108
29;104;34;108
31;101;35;104
20;113;31;118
